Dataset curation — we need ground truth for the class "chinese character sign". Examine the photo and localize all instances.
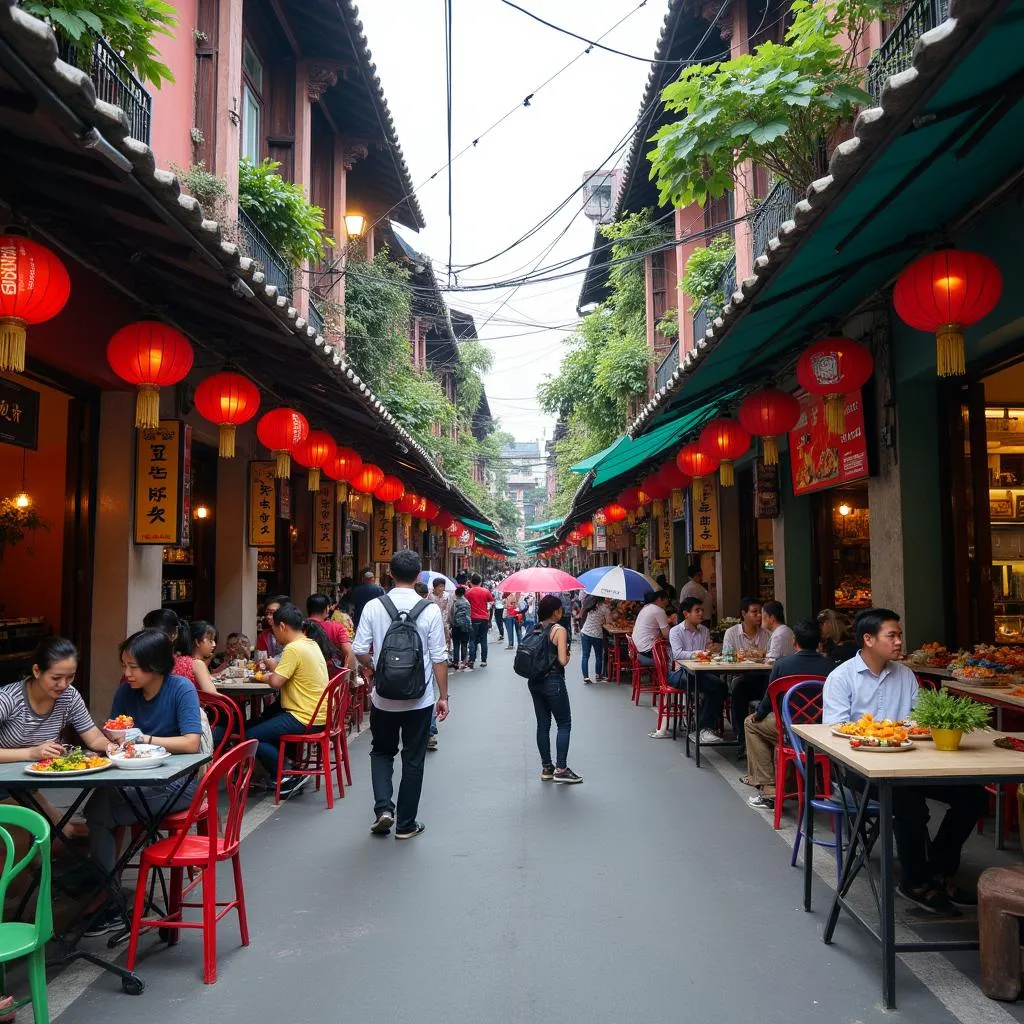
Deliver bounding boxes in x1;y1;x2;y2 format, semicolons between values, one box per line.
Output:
670;488;686;520
248;462;276;548
0;377;39;450
657;511;673;560
372;503;394;562
134;420;184;545
313;482;336;554
593;523;607;552
692;477;720;552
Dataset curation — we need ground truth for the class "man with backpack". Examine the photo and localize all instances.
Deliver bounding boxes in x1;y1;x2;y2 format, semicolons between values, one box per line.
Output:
352;549;450;840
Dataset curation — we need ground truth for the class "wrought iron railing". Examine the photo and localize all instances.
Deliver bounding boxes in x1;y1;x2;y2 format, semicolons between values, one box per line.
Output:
691;256;737;343
655;340;679;392
308;298;325;336
238;208;293;297
750;179;799;260
56;34;152;143
693;302;709;344
866;0;950;105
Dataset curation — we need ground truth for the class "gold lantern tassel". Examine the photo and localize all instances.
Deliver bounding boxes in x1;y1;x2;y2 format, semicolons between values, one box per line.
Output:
936;323;966;377
627;511;636;526
336;482;348;504
692;478;702;506
402;513;412;530
273;451;290;479
824;394;845;436
307;468;321;492
762;436;779;466
418;518;427;532
385;502;395;520
135;384;160;430
653;499;663;518
720;460;735;487
218;424;236;459
0;317;26;373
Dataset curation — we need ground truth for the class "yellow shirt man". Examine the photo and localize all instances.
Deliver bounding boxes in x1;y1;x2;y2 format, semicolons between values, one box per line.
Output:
275;636;329;725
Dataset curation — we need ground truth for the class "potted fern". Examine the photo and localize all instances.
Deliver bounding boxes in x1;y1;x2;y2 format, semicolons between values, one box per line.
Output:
912;688;992;751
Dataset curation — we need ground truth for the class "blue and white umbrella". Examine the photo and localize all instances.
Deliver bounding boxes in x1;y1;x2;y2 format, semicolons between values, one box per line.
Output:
577;566;658;601
418;570;457;592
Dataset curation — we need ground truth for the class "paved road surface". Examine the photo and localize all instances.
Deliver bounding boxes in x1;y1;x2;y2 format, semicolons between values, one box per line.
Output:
55;641;1024;1023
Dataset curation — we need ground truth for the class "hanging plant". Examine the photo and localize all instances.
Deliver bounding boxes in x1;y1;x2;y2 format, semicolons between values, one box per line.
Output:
0;498;50;562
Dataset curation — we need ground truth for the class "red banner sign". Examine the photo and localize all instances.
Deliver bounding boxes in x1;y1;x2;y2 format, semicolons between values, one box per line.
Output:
789;390;868;496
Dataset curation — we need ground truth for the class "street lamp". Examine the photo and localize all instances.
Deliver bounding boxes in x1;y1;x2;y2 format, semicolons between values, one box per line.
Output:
345;213;366;238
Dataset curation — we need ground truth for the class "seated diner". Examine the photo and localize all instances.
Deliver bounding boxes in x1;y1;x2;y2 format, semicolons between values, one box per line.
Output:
142;607;218;695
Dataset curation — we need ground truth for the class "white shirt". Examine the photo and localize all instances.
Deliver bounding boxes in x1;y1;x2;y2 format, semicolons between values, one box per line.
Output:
632;603;669;654
669;621;710;662
767;624;796;661
822;653;920;724
722;623;771;654
352;587;448;712
679;578;713;622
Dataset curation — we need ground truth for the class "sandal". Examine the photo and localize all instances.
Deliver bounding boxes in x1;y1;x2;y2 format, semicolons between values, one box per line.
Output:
0;994;16;1023
738;774;756;787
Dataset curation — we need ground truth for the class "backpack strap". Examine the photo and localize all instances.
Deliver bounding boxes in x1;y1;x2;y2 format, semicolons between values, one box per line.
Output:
379;595;400;622
406;599;431;623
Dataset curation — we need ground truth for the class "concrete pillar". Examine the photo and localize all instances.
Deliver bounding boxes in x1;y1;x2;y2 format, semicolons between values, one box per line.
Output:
716;481;742;617
292;61;314;320
214;0;243;201
771;516;788;613
328;136;348;352
289;480;317;610
89;392;162;718
215;421;258;642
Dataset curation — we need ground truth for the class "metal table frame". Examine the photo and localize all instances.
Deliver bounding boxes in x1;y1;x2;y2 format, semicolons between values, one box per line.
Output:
678;662;769;767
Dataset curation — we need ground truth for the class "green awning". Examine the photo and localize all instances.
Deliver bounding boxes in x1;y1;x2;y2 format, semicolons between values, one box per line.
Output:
525;518;563;532
570;438;620;474
634;0;1024;434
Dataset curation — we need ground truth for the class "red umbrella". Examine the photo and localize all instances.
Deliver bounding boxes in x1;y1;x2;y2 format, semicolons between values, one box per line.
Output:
497;567;583;593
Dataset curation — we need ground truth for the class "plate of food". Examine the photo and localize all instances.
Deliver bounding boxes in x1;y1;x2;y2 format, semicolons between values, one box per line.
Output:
831;716;912;748
102;714;135;741
903;722;934;741
108;742;171;770
25;748;112;776
849;737;915;751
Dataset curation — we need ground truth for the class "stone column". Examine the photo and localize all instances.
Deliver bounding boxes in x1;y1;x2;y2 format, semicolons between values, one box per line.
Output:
289;480;317;610
716;480;742;618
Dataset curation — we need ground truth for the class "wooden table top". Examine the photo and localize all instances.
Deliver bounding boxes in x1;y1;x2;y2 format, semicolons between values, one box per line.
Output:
603;625;634;635
906;663;955;678
943;679;1024;710
215;679;273;693
677;659;770;672
793;723;1024;780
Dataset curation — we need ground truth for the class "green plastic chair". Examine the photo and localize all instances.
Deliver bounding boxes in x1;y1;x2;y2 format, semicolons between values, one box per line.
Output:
0;806;52;1024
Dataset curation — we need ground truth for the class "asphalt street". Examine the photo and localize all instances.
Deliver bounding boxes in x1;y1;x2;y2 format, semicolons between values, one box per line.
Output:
53;639;1024;1024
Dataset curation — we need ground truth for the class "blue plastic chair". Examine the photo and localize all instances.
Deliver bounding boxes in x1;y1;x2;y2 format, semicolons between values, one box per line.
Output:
782;681;878;882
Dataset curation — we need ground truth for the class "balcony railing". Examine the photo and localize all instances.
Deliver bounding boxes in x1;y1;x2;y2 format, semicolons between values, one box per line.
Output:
56;34;152;143
308;298;325;336
238;208;293;297
691;256;737;343
750;179;799;261
866;0;950;105
655;341;679;393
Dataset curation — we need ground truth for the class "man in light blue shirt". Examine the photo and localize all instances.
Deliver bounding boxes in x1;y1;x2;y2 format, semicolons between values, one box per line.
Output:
822;608;985;917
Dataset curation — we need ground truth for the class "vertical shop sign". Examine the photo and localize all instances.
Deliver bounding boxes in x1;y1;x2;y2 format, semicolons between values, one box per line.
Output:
313;481;336;554
692;477;720;552
754;458;781;518
593;523;607;552
657;511;673;560
671;489;686;520
248;462;276;547
180;425;193;549
372;504;394;562
278;476;291;521
0;377;39;449
134;420;184;544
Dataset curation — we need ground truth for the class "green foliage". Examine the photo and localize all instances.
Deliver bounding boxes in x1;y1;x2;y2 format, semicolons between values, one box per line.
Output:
656;306;679;340
648;0;895;207
600;210;671;346
681;233;736;316
172;161;230;220
21;0;177;86
0;498;50;561
454;338;494;423
548;419;595;517
911;688;992;733
237;158;333;266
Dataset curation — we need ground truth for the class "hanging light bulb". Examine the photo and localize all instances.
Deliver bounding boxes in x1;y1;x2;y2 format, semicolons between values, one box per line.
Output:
14;492;30;509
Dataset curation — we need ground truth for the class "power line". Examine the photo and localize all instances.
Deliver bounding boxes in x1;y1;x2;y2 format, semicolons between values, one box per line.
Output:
444;0;454;287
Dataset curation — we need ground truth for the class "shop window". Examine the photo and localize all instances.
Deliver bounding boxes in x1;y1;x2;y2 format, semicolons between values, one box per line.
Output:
241;39;264;164
831;490;871;611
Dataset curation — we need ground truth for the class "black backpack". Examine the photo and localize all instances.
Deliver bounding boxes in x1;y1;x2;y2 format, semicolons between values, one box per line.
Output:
374;596;430;701
513;623;557;682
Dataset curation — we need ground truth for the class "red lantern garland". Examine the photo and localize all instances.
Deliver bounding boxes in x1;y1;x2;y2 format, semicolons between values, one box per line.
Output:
698;418;750;487
351;463;385;495
737;388;800;466
641;472;672;517
256;408;309;479
578;521;594;538
677;442;719;504
292;430;336;492
795;337;874;436
893;249;1002;377
194;371;261;458
374;476;405;521
324;447;363;503
0;235;71;373
107;321;194;429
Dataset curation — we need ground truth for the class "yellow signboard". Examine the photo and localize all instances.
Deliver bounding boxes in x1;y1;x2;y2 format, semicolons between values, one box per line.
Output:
657;511;673;560
371;503;394;563
134;420;184;545
347;490;372;528
692;477;720;552
248;462;276;548
671;488;686;520
313;481;336;554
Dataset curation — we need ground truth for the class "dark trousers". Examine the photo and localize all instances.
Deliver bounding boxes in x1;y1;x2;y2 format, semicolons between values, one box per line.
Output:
494;608;505;636
451;628;469;665
244;705;317;778
529;675;572;768
731;674;769;745
370;704;434;832
580;634;603;678
670;669;727;731
469;620;489;664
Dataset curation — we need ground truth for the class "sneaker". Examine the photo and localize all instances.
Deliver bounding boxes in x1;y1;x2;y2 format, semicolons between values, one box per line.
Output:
83;905;125;938
463;665;473;673
935;877;977;906
395;821;426;840
898;883;961;916
278;775;309;799
370;811;394;835
506;644;514;650
553;767;583;784
481;661;487;667
427;735;438;751
540;764;555;781
698;729;723;745
583;677;593;685
748;793;775;809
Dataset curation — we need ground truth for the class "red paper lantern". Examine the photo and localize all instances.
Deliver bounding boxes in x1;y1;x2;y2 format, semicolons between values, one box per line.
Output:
738;388;800;466
676;442;719;481
0;235;71;373
657;462;691;504
324;447;363;503
699;418;750;487
578;521;594;538
618;486;643;511
795;337;873;436
351;463;385;495
893;249;1002;377
568;528;582;544
446;519;463;536
194;371;261;458
421;499;440;521
292;430;336;492
394;493;420;516
375;475;405;503
435;511;454;533
603;503;627;524
107;321;194;429
257;408;309;479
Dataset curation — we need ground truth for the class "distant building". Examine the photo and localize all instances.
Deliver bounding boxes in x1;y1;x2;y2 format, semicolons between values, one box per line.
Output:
503;440;547;540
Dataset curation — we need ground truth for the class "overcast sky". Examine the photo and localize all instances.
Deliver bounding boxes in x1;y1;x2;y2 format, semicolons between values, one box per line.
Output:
357;0;670;451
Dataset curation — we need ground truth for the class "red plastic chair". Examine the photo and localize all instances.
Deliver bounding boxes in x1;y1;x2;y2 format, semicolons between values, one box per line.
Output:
605;632;626;685
274;671;351;808
126;739;257;985
764;675;828;829
626;635;658;706
652;641;686;735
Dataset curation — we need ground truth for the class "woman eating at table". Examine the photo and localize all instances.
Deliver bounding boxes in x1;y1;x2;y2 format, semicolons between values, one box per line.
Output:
142;608;218;695
83;628;203;936
256;594;290;668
